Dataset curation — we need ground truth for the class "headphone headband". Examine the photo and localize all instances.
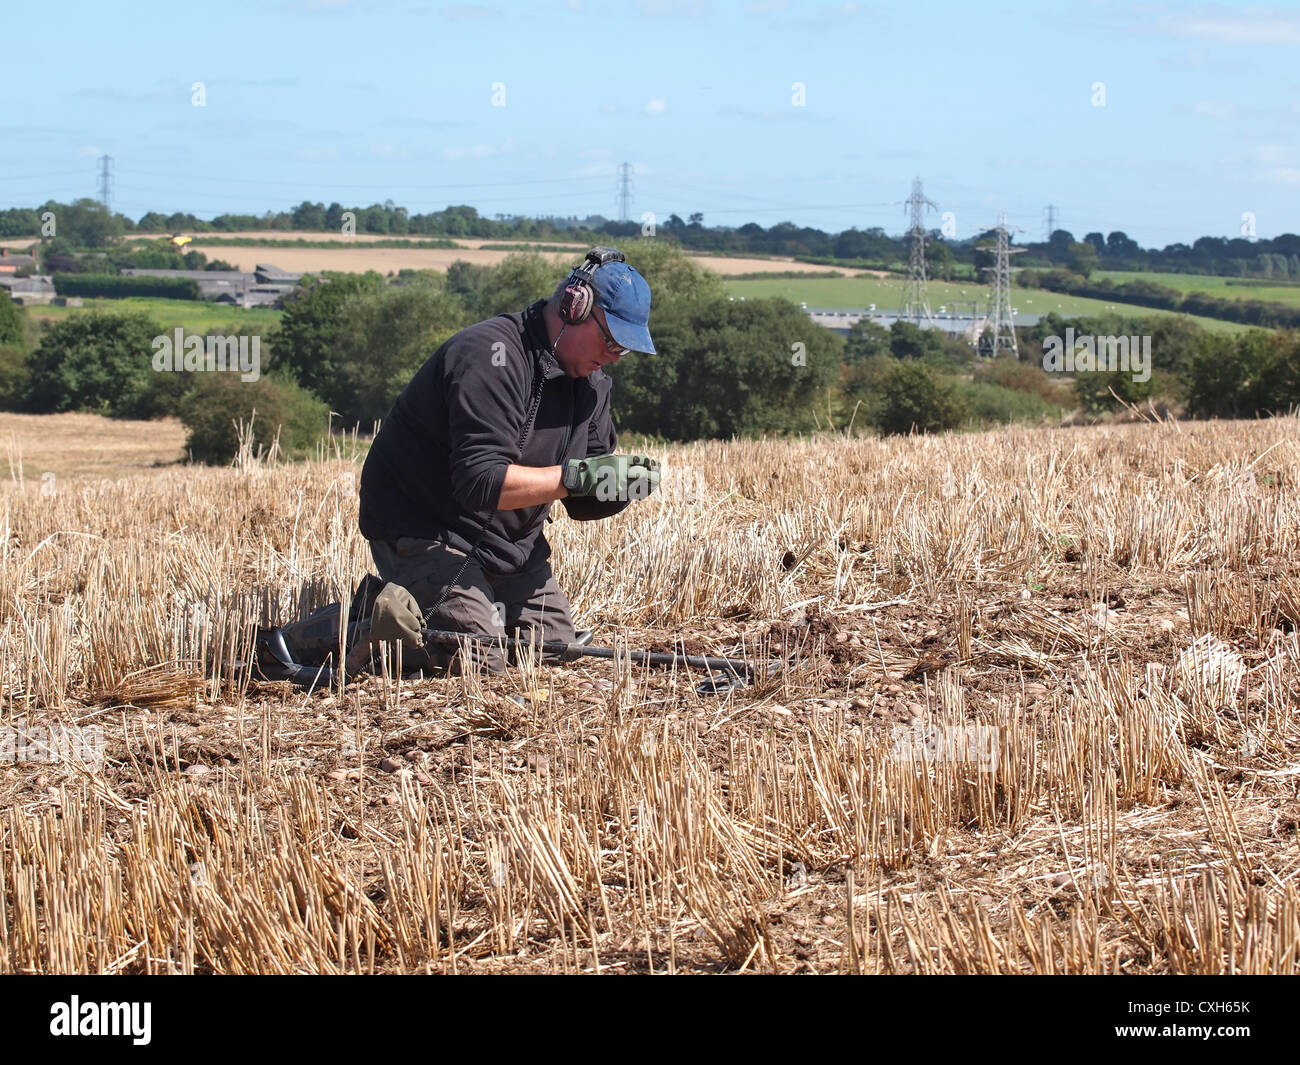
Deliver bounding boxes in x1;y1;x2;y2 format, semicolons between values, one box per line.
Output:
574;245;624;279
559;246;626;325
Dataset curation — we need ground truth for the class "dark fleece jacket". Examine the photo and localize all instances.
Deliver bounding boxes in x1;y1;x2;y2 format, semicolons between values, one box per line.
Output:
358;298;628;576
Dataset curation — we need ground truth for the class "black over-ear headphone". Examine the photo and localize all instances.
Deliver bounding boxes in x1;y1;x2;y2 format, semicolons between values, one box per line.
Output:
559;246;626;325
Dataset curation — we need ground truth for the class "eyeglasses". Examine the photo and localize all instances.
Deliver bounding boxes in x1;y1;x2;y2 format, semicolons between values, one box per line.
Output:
592;314;630;357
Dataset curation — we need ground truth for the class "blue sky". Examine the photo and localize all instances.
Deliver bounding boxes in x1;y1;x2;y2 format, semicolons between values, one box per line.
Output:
3;0;1297;247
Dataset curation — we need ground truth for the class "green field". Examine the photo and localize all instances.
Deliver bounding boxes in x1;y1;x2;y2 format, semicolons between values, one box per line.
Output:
27;298;282;334
1094;270;1300;306
720;276;1253;334
22;278;1264;339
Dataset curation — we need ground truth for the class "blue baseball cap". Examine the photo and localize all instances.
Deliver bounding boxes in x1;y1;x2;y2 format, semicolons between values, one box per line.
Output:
591;261;655;354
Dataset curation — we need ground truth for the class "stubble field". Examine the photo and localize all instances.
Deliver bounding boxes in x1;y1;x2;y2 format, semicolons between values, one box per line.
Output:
2;415;1299;974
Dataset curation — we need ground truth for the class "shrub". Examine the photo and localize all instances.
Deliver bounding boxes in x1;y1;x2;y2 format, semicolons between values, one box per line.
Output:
0;345;28;409
975;356;1065;404
471;252;560;318
844;319;890;365
0;294;23;346
23;310;165;418
1072;367;1156;413
332;284;467;424
52;274;201;300
872;360;969;435
180;372;328;464
1186;329;1300;418
145;325;273;418
277;271;387;399
608;296;841;439
952;378;1059;424
887;320;974;371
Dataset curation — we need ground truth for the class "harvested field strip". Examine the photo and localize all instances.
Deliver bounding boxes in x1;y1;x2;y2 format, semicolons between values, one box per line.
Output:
2;418;1299;972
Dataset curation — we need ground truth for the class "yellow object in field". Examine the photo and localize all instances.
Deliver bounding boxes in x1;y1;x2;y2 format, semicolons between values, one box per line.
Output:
169;234;192;248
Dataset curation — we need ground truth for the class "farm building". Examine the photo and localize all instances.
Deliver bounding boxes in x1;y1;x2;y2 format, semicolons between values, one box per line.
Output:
0;273;55;304
0;248;37;274
119;263;302;307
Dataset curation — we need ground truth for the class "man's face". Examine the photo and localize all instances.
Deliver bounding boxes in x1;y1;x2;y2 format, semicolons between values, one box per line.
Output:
556;306;626;378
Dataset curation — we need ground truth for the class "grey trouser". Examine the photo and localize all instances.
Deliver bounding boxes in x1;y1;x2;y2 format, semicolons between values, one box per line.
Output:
369;536;576;673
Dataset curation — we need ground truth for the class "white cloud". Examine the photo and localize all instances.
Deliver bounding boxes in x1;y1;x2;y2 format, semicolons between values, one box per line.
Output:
153;115;300;134
1172;47;1208;66
722;106;807;121
296;146;340;161
384;116;463;130
644;98;668;115
368;142;409;159
283;0;364;11
568;160;620;179
1193;100;1237;118
1144;5;1300;45
599;102;617;114
70;86;174;104
209;77;300;89
1158;46;1247;72
637;0;708;14
1250;143;1290;163
439;4;501;17
789;0;865;29
441;138;516;161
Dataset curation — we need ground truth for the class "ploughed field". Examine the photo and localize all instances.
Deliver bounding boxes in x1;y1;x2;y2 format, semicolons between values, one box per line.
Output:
2;416;1299;973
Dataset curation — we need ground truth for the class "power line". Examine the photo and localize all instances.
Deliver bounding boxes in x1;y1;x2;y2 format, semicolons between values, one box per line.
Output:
642;201;899;217
652;178;857;208
0;186;96;201
0;168;97;184
652;178;897;212
111;184;608;209
119;167;610;191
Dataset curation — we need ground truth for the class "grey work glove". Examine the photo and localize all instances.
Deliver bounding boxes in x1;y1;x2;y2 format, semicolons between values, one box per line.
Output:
562;453;660;502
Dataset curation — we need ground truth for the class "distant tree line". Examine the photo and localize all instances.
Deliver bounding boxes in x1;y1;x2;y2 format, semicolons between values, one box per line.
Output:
4;198;1298;282
2;243;1297;463
1021;228;1300;279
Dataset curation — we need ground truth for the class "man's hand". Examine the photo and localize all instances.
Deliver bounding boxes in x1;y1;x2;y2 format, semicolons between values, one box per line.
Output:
563;453;660;501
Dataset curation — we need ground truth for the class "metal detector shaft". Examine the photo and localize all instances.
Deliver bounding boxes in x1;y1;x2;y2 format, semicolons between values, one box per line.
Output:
254;623;789;696
420;626;778;677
